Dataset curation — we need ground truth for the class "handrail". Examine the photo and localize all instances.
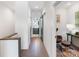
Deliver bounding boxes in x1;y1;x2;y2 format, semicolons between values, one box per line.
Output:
0;33;18;39
0;37;21;40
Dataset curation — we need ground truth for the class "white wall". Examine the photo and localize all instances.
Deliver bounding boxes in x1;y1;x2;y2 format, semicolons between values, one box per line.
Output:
43;2;56;57
0;5;15;38
56;7;67;40
15;1;31;49
0;3;17;57
67;2;79;25
0;1;31;56
67;2;79;34
0;40;18;57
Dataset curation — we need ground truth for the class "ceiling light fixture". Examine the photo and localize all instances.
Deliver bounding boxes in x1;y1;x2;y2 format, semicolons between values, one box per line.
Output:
35;6;39;9
42;10;45;14
66;2;72;6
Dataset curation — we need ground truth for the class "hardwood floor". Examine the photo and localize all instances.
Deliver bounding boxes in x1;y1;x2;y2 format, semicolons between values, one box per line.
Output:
21;37;48;57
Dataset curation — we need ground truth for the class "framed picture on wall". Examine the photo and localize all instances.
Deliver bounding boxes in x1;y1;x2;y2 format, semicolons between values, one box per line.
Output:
56;15;60;23
56;15;60;32
75;11;79;27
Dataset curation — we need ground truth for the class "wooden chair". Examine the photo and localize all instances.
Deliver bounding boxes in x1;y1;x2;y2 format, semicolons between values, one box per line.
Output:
56;35;71;52
56;35;62;43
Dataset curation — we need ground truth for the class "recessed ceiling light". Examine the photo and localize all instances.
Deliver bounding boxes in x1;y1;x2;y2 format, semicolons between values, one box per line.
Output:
66;2;72;6
35;6;39;9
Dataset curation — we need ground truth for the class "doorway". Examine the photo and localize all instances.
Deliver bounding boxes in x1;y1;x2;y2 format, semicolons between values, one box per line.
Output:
30;14;44;42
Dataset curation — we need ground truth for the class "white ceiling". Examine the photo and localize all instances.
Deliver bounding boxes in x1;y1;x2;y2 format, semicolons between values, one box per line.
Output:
56;1;79;9
28;1;56;10
29;1;45;19
0;1;57;18
0;1;57;12
28;1;45;10
0;1;15;12
29;1;56;19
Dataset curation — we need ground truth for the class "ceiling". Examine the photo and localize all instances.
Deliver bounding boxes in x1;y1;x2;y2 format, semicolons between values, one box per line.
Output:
28;1;57;10
28;1;45;11
1;1;75;11
0;1;15;12
28;1;57;19
55;1;79;9
0;1;58;12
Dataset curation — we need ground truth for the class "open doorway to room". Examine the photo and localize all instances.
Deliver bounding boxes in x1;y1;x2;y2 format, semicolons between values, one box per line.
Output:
56;1;79;57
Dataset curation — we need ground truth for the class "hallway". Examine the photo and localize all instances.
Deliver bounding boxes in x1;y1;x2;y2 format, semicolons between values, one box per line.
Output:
0;1;56;57
21;37;48;57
